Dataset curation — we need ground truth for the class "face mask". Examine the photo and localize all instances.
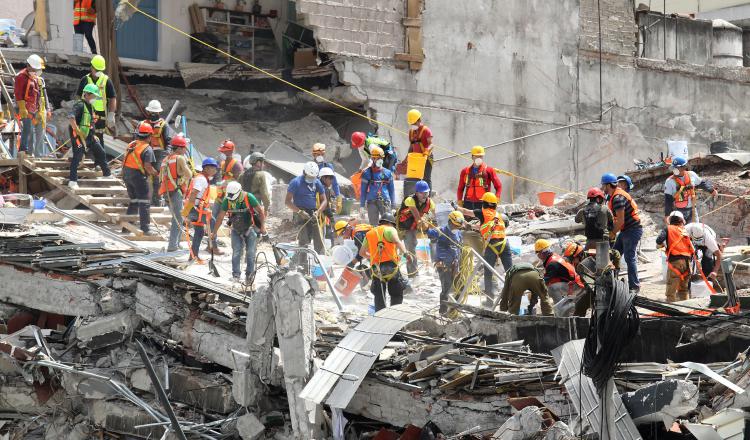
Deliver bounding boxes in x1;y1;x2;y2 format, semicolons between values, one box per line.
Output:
315;155;324;163
305;176;316;184
673;168;681;176
473;158;483;167
93;71;102;78
411;124;419;130
149;114;160;121
87;98;97;105
375;159;384;168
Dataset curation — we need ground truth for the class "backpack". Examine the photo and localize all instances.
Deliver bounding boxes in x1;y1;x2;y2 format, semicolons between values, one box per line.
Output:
583;203;606;240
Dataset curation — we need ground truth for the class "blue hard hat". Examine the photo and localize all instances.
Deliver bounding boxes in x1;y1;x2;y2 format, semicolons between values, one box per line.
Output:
202;157;219;168
600;173;618;185
671;156;687;167
415;180;430;193
617;175;633;191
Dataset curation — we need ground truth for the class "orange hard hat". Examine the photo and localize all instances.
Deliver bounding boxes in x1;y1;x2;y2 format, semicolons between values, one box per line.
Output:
137;121;153;135
563;242;584;259
218;139;235;152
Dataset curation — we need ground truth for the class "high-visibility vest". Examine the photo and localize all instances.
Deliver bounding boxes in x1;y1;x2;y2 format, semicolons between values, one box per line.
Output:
666;225;694;259
123;141;149;174
85;73;109;113
397;195;431;231
607;187;641;223
76;100;94;140
159;153;186;195
149;119;167;150
408;125;429;154
545;254;584;288
185;174;211;226
461;164;491;201
480;208;506;241
366;225;399;265
671;173;696;209
217;158;238;198
73;0;96;24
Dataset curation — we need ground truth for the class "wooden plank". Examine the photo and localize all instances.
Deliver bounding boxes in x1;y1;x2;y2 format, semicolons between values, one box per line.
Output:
402;18;422;27
406;0;420;17
38;169;102;178
87;196;130;204
17;152;27;194
76;178;124;187
395;53;425;62
71;187;130;195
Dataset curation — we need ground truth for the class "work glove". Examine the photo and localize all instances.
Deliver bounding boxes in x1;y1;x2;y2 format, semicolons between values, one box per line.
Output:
181;202;194;218
297;210;311;221
17;101;28;119
106;112;116;129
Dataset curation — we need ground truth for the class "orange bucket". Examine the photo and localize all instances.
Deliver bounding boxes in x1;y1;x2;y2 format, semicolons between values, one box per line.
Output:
334;266;362;297
350;171;363;199
537;191;555;207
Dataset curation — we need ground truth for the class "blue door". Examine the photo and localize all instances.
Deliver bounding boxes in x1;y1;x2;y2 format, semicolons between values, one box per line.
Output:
115;0;158;61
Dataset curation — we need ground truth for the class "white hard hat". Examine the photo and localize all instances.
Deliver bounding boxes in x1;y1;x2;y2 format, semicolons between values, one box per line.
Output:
685;223;705;240
669;210;685;222
319;167;335;178
303;161;319;178
312;143;326;152
26;54;44;70
145;100;163;113
226;181;242;201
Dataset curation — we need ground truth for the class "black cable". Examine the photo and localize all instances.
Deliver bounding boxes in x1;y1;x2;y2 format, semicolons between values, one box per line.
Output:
583;270;640;390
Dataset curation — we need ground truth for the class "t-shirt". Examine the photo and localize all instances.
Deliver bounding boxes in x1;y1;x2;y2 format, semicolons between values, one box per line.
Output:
221;191;260;231
76;74;117;110
68;101;95;139
287;175;325;210
361;226;399;250
610;194;641;230
409;125;433;154
403;196;435;212
192;174;209;201
664;171;703;209
685;223;719;254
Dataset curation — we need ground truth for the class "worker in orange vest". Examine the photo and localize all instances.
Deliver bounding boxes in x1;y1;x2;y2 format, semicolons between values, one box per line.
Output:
456;145;502;253
656;211;696;302
73;0;97;54
664;156;717;224
159;134;193;251
536;239;585;316
122;122;158;235
403;109;434;195
182;158;220;262
210;139;243;254
143;99;173;207
602;173;642;293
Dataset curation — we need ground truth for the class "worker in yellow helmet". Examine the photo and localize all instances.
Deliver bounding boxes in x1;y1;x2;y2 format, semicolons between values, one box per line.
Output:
334;219;373;269
427;210;465;315
456;192;513;307
535;239;585;316
75;55;116;149
457;145;504;255
403;108;434;195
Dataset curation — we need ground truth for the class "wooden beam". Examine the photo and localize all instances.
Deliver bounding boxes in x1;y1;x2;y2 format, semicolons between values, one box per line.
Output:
395;53;425;62
402;18;422;27
17;152;27;194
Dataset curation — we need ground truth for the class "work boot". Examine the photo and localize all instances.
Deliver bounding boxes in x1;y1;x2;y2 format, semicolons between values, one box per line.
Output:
212;247;225;256
68;181;79;190
142;230;158;237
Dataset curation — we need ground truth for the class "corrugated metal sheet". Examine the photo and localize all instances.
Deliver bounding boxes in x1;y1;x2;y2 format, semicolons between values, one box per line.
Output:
300;303;425;408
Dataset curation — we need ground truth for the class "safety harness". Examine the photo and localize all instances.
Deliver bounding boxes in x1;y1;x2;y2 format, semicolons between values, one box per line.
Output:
123;141;149;174
149;119;167;150
397;194;431;230
461;164;491;201
671;173;696;209
367;225;401;281
158;153;186;195
185;174;212;227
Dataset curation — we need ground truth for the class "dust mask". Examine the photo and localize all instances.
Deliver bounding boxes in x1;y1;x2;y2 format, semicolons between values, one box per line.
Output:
672;168;681;176
315;155;324;163
411;124;419;130
375;159;384;168
473;158;483;167
304;176;316;184
87;98;97;105
93;71;102;78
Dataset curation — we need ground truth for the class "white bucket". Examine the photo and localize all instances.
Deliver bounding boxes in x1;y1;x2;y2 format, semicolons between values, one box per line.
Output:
667;140;689;159
331;245;355;266
691;280;712;298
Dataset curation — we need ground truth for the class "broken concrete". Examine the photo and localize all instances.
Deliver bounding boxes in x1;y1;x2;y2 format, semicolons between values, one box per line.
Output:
75;310;140;349
492;406;545;440
0;264;98;316
131;367;238;414
170;317;247;369
86;400;163;439
135;282;181;329
237;412;266;440
621;379;699;427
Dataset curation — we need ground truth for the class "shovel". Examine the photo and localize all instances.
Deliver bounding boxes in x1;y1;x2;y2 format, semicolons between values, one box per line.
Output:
208;234;220;277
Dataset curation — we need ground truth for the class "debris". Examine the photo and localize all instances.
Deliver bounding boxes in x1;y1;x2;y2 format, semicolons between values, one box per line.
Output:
621;379;699;426
237;412;266;440
491;406;545;440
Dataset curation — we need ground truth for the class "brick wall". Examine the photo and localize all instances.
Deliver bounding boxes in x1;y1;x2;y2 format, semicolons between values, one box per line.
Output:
579;0;637;57
297;0;405;59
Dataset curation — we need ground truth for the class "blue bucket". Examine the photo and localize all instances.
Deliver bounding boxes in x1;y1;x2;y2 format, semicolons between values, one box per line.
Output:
33;199;46;210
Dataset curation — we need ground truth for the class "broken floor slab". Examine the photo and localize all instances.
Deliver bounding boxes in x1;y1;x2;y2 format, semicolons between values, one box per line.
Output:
135;282;182;329
170;317;247;369
76;310;140;349
0;264;99;316
86;399;163;439
237;412;265;440
492;405;545;440
131;367;238;414
621;379;698;427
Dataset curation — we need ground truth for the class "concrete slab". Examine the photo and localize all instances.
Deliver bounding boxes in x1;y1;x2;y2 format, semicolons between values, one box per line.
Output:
0;264;98;316
76;310;140;349
134;282;181;329
171;318;246;369
621;379;698;427
237;413;265;440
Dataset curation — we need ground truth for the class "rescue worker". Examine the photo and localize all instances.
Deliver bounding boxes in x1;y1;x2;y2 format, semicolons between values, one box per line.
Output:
213;181;266;284
159;134;193;252
617;175;633;193
563;241;596;316
359;214;413;312
405;109;434;193
456;192;513;306
143;99;173;206
574;187;613;250
14;54;47;156
182;158;220;262
73;0;97;54
685;222;723;289
211;140;243;254
427;210;464;315
664;156;718;224
396;180;435;277
498;263;553;316
602;172;643;293
67;84;111;188
562;241;585;267
456;145;503;253
239;152;271;214
536;239;585;315
334;219;373;268
122;122;158;235
312;143;341;211
360;146;396;226
351;131;398;172
32;64;52;157
285;161;328;259
75;55;116;149
319;167;337;242
656;211;695;302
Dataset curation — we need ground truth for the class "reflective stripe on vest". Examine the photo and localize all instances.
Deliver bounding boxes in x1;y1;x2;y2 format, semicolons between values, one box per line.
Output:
480;208;506;241
671;173;695;209
217;158;238;197
397;195;431;230
666;225;694;259
149;119;167;149
185;174;212;226
86;74;108;113
74;0;96;24
607;187;641;223
159;154;183;195
366;225;399;265
123;141;149;174
462;164;490;201
78;101;93;139
545;254;584;288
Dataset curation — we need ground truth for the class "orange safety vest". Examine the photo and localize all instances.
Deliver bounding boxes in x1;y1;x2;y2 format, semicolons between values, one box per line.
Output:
216;158;238;197
461;164;491;201
149;119;167;150
123;140;149;174
665;224;694;282
158;153;186;195
479;208;506;241
408;125;429;154
366;225;399;265
185;174;212;227
397;196;431;231
73;0;96;25
671;173;695;209
607;187;641;222
545;254;584;288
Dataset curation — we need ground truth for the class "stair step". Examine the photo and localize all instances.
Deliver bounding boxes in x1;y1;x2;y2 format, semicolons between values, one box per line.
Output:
76;178;124;187
117;214;173;225
33;160;95;169
72;187;129;195
37;169;102;178
97;205;170;214
86;197;130;205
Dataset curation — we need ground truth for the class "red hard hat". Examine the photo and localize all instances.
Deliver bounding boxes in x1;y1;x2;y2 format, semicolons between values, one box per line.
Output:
351;132;366;148
138;121;154;135
171;134;188;148
218;139;235;152
587;187;605;199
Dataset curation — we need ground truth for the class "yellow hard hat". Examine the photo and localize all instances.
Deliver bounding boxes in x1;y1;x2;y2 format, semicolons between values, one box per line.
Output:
535;239;552;253
448;210;464;226
471;145;485;156
407;109;422;125
370;146;384;158
312;143;326;153
334;220;349;235
481;192;498;204
91;55;106;71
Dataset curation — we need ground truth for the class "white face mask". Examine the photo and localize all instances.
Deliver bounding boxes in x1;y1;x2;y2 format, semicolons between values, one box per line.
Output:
411;124;419;130
315;155;324;163
87;98;97;105
304;176;316;184
473;158;483;167
375;159;384;168
93;70;102;78
673;168;681;176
